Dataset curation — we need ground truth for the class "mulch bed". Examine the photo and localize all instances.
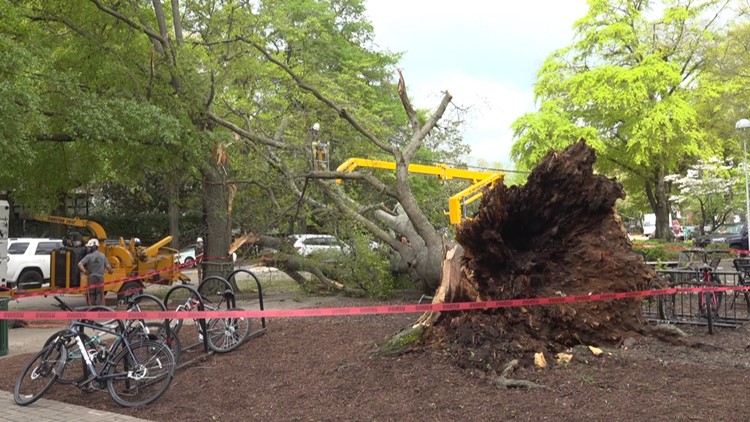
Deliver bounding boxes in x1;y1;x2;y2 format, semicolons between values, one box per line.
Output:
3;297;750;421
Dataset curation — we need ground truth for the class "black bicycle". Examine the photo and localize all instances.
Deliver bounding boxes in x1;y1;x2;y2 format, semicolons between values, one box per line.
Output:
14;296;176;408
166;277;251;353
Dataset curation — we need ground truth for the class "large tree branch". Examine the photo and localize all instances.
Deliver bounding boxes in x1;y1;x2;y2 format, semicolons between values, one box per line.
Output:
170;0;183;45
28;14;95;39
208;113;292;149
150;0;178;67
236;36;396;154
405;92;452;160
259;255;364;296
90;0;167;45
316;180;410;253
397;69;420;134
152;0;170;41
300;171;398;198
395;68;454;161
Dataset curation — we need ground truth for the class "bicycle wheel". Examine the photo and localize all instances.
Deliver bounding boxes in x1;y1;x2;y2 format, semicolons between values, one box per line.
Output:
164;285;202;335
125;293;167;333
128;293;166;312
198;276;233;307
106;339;175;408
657;294;676;320
705;291;714;334
43;330;91;385
14;342;65;406
128;322;182;364
206;308;251;353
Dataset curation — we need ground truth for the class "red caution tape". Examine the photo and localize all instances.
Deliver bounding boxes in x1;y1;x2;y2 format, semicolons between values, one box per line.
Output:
2;285;748;321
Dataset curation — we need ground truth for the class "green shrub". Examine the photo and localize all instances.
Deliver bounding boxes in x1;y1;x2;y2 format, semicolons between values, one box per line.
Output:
632;239;682;262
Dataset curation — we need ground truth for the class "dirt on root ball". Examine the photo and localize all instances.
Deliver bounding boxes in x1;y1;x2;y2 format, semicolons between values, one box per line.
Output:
424;140;658;371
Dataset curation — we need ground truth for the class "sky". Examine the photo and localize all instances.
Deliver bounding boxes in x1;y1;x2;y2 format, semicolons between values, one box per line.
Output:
364;0;590;168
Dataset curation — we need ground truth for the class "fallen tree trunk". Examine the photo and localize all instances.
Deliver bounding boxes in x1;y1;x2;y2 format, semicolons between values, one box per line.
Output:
259;255;365;296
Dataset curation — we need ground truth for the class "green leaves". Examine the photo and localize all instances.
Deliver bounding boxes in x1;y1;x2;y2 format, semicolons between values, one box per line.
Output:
512;0;730;201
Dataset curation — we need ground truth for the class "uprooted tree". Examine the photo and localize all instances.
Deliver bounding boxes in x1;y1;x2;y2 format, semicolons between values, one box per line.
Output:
390;140;656;371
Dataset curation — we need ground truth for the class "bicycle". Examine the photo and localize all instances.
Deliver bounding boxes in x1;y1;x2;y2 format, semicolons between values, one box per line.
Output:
165;278;251;353
116;292;182;364
46;293;182;366
14;296;176;408
697;262;723;334
656;249;725;333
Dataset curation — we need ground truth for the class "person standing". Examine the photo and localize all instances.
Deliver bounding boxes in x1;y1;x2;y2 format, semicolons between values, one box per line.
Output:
672;219;684;241
78;238;112;306
195;237;205;282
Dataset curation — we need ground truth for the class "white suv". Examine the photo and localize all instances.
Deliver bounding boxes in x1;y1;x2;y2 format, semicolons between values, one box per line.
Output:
2;238;62;289
292;234;350;257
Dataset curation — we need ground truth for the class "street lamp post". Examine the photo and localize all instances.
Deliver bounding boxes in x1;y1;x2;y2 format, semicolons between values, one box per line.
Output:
736;118;750;253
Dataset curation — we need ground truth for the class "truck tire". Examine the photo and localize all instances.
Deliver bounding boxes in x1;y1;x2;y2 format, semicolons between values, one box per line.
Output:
17;269;43;289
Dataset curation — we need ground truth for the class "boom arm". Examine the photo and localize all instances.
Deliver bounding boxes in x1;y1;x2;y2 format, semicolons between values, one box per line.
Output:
25;215;108;240
336;158;503;224
337;158;495;183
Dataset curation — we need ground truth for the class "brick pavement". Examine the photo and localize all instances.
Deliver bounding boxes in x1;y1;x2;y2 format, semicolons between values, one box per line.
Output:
0;390;153;422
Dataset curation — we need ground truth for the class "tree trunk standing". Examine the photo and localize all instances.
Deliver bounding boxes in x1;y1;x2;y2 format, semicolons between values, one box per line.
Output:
645;167;672;240
654;170;671;240
167;178;180;249
200;146;234;284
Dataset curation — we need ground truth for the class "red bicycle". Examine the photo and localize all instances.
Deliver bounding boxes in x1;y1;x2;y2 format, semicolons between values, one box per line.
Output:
697;259;723;335
657;250;725;333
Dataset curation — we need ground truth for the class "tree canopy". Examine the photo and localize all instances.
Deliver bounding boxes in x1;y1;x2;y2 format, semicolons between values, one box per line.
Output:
511;0;737;238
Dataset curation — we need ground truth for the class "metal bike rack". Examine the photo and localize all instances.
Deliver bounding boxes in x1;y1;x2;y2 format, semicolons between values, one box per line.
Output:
642;269;748;328
199;275;258;347
227;268;268;334
163;284;210;369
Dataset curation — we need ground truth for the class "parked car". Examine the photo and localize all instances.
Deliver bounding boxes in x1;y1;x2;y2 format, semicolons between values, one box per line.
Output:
292;234;350;257
2;238;63;289
694;223;748;249
176;244;198;267
175;244;235;267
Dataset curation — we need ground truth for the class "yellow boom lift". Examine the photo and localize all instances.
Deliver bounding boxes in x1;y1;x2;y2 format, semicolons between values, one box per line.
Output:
336;158;503;224
0;215;189;302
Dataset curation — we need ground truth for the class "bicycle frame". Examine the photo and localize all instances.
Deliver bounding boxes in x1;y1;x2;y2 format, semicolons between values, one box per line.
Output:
698;267;719;310
63;322;121;381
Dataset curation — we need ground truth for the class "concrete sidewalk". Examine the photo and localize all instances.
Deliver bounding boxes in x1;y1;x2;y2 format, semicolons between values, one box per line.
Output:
0;390;152;422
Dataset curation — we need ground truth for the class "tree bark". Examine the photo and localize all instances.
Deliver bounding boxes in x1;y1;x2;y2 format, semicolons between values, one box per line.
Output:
201;144;233;282
167;177;180;249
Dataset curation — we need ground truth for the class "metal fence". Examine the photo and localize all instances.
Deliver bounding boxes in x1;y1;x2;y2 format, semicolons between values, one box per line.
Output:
642;268;750;328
